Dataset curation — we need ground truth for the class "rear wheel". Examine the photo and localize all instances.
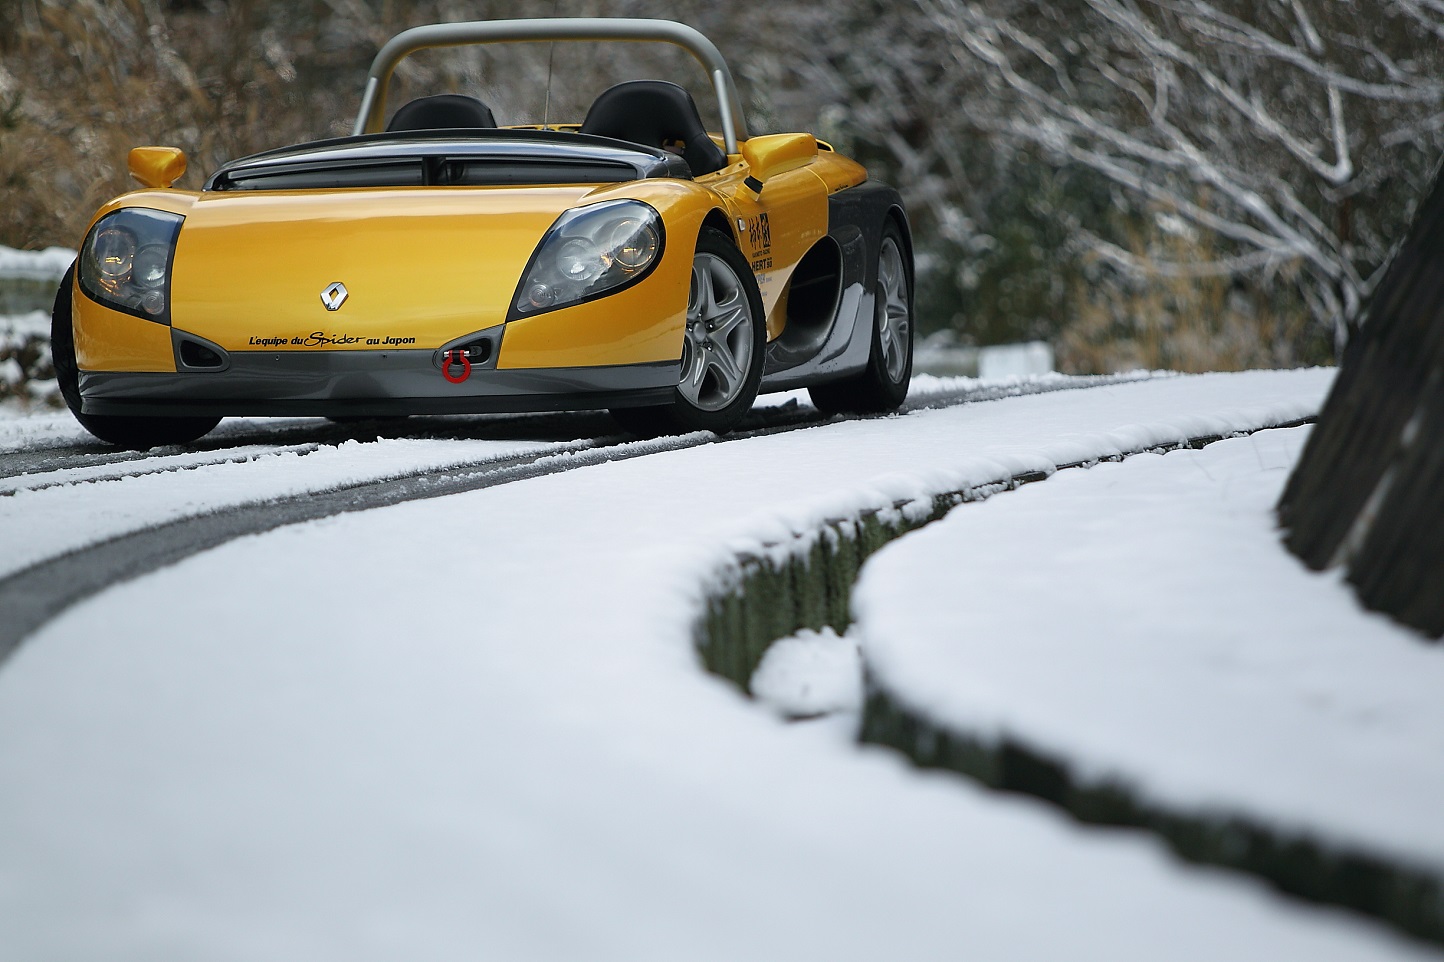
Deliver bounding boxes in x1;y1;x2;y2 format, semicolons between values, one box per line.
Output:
610;227;765;437
808;222;913;415
51;265;220;450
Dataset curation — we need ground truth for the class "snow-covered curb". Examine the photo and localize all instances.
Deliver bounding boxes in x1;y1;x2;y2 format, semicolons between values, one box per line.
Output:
853;426;1444;943
691;391;1444;944
696;415;1310;689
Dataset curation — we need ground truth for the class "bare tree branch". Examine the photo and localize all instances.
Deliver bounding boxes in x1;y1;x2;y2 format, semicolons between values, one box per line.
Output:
918;0;1444;346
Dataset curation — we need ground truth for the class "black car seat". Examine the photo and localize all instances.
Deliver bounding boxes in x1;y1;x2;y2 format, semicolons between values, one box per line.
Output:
579;80;727;178
386;94;497;131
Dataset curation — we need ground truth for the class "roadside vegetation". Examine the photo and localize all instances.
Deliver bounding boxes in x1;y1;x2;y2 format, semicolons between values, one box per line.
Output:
2;0;1443;373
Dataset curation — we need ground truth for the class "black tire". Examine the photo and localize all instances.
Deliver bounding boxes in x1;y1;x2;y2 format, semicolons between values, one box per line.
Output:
808;220;914;415
51;264;221;450
610;227;766;437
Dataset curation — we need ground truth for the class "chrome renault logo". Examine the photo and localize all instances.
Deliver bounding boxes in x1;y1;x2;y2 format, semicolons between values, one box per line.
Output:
320;281;348;311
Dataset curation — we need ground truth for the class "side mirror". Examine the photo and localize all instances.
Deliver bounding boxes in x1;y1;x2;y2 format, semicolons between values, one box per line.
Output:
741;133;817;194
128;146;187;189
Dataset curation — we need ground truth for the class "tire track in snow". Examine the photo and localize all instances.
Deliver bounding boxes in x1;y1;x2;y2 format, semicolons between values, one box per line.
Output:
0;373;1156;663
0;444;325;496
0;371;1150;484
0;409;623;480
0;434;712;663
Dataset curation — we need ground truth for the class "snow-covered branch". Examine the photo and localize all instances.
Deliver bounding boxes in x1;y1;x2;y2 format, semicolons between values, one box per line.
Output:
918;0;1444;345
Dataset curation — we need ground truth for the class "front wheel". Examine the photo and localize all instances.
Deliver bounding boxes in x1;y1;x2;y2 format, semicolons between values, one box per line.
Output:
51;265;220;450
808;222;914;415
610;227;765;437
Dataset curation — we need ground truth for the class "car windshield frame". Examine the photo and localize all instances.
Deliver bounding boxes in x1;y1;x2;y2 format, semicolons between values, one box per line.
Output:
203;129;692;191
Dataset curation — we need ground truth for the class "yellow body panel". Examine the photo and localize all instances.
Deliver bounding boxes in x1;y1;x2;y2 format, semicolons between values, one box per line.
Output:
169;186;594;354
128;146;187;189
496;181;709;369
806;147;868;194
87;189;199;221
72;135;859;375
722;145;865;337
741;133;818;183
698;149;831;334
73;292;177;372
74;190;198;373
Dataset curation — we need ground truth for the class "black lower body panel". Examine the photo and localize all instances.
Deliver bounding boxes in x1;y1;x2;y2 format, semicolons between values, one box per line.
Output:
79;349;679;417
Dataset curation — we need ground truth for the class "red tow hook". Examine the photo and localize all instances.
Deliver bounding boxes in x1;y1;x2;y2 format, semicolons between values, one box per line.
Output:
442;348;472;384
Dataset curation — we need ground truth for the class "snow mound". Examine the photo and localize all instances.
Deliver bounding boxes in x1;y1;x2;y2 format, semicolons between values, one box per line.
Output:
749;626;863;717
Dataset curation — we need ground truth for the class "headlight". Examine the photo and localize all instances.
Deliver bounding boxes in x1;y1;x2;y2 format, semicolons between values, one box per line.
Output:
510;200;663;319
79;208;184;324
133;245;170;289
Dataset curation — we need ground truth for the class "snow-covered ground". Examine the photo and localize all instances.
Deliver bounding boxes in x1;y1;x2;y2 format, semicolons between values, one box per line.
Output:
0;309;48;343
855;424;1444;873
0;435;585;578
0;243;71;391
3;368;1436;959
0;309;56;405
0;398;79;438
0;245;73;279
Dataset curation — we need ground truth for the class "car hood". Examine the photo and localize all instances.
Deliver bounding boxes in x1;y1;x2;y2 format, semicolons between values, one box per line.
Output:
169;185;600;352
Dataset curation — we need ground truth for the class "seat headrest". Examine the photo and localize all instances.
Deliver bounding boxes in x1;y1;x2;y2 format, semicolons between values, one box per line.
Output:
579;81;727;178
387;94;497;132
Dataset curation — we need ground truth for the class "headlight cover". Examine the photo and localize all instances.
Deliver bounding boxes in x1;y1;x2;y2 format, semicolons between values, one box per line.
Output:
510;200;664;319
78;207;184;324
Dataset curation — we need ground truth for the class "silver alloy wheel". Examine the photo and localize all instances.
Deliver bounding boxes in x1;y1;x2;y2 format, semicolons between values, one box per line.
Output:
876;237;911;384
679;251;755;411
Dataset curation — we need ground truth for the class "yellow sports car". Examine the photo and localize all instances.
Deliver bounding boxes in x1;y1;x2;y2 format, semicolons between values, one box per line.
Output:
53;18;914;448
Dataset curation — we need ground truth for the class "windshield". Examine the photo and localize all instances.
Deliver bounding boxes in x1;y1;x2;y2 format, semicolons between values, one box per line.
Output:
383;41;722;132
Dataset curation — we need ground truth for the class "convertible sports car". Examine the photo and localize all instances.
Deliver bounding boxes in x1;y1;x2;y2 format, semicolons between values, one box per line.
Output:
54;18;914;448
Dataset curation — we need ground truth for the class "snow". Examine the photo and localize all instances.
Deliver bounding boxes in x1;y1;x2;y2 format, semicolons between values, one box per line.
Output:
0;369;1254;583
854;425;1444;873
978;339;1055;378
0;310;58;414
0;246;73;280
3;368;1434;958
0;443;320;495
749;626;864;717
904;368;1160;403
0;405;90;441
0;309;49;339
0;435;588;579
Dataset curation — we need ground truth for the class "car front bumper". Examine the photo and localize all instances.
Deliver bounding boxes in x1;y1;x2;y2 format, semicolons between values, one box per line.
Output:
79;349;680;417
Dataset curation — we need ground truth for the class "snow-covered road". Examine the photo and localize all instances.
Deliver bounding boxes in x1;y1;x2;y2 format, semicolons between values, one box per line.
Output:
3;368;1435;960
0;373;1145;650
